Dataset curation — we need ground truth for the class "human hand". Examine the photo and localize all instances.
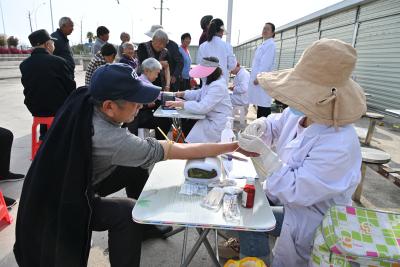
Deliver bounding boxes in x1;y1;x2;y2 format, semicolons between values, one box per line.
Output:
160;61;169;69
165;101;184;108
175;91;185;98
164;86;170;92
235;146;260;158
238;132;268;154
243;118;266;136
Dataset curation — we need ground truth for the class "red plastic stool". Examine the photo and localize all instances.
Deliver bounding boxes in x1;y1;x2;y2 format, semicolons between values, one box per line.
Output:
0;191;12;225
31;116;54;160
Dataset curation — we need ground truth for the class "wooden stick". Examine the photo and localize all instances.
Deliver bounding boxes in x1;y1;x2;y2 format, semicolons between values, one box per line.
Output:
157;127;170;141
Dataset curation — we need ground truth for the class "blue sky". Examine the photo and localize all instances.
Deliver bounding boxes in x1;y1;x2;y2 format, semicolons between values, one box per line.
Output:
1;0;341;46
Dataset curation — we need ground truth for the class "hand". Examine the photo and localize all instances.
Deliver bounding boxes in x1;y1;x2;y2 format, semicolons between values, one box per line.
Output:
175;91;185;98
253;78;259;85
174;97;184;102
238;132;268;154
164;86;170;92
243;118;266;136
165;101;184;108
171;76;176;84
160;61;169;69
236;146;260;158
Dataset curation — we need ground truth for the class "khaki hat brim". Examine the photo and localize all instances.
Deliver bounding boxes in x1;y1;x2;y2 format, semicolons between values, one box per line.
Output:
257;69;367;126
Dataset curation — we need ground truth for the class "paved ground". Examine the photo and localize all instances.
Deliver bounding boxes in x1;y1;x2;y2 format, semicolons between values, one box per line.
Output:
0;61;399;267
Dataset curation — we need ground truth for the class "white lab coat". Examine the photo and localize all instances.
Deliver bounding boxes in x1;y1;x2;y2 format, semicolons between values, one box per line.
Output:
197;36;237;83
183;77;232;143
248;38;276;107
260;109;361;267
230;67;250;106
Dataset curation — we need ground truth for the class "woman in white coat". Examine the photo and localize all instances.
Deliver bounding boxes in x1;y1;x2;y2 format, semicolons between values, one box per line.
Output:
237;39;367;266
248;22;276;118
166;57;232;143
197;18;237;84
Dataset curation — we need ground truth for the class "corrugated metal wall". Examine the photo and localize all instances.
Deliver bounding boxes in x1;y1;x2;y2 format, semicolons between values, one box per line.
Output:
233;0;400;111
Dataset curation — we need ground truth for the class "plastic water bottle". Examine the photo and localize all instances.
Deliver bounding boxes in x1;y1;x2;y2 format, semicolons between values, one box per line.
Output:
220;120;235;143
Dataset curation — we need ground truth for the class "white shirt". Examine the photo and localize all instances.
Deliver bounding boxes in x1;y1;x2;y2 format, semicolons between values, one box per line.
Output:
248;38;276;107
183;77;232;143
197;36;237;83
230;68;250;106
260;109;361;267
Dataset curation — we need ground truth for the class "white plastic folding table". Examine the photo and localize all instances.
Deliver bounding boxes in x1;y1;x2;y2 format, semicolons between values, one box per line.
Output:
132;159;276;267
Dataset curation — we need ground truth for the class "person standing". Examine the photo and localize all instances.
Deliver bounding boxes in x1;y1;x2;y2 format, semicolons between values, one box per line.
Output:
179;33;192;90
118;32;130;58
20;29;76;118
248;22;276;118
92;26;110;55
197;18;237;84
199;15;213;45
51;17;75;78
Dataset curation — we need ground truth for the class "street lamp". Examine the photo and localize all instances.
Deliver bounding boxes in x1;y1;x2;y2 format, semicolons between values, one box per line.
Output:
34;2;46;30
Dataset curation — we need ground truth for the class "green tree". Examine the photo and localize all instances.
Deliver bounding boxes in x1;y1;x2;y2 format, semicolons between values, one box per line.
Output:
7;36;19;47
0;34;7;46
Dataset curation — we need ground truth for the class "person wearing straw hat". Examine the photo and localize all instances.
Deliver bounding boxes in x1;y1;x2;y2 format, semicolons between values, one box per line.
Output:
166;57;233;143
237;39;367;266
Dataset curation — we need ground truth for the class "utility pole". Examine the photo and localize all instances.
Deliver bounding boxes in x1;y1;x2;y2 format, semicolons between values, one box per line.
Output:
226;0;233;44
80;19;83;44
0;0;6;35
28;11;33;32
49;0;54;32
153;0;169;25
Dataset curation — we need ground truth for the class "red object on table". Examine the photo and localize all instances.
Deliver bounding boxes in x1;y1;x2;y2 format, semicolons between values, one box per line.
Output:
0;191;12;225
242;178;255;208
31;116;54;160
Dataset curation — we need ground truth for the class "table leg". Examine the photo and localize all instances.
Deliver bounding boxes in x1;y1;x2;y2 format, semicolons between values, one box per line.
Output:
181;229;210;267
164;226;185;239
214;230;219;260
353;162;367;202
180;227;189;265
195;228;221;267
365;119;377;146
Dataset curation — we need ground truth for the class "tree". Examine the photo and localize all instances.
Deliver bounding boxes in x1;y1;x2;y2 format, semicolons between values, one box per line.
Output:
0;34;6;47
7;36;19;47
86;31;94;43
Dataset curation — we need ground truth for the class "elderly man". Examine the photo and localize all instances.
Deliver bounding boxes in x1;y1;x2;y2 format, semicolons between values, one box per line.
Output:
229;63;250;106
118;32;130;58
118;42;138;70
137;29;172;140
51;17;75;77
92;26;109;55
20;29;76;118
14;63;253;267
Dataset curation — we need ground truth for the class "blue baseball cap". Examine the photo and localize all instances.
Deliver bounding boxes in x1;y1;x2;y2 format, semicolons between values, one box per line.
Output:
89;63;161;103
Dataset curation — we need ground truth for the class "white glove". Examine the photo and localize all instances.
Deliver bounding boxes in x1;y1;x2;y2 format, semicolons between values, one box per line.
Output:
244;118;267;137
238;132;268;154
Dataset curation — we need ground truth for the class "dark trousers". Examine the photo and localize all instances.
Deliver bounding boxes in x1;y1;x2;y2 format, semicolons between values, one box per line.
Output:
0;127;13;177
256;106;271;118
180;79;191;91
181;119;197;141
91;166;150;267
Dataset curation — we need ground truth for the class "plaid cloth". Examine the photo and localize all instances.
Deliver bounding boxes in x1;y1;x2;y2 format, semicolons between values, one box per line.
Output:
85;53;106;86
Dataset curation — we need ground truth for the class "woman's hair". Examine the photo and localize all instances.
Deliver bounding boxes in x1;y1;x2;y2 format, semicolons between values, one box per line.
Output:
141;57;162;72
181;33;191;42
206;67;222;85
207;18;224;42
266;22;276;38
200;15;213;30
152;29;169;44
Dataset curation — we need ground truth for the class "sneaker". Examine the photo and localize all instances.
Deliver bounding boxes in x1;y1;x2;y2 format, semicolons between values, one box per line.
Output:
0;172;25;183
4;196;17;209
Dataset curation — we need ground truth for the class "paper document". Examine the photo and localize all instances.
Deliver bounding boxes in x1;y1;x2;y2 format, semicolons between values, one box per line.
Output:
160;109;179;116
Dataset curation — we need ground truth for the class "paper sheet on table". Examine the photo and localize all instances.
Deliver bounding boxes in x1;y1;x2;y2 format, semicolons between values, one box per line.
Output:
160;109;179;115
223;159;258;179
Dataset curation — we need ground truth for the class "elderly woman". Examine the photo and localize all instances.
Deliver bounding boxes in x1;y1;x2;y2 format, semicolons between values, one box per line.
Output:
137;29;171;140
118;42;138;71
166;57;232;143
236;39;367;266
126;58;162;135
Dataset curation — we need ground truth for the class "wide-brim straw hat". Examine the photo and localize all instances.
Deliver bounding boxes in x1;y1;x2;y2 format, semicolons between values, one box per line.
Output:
145;25;163;38
257;38;367;127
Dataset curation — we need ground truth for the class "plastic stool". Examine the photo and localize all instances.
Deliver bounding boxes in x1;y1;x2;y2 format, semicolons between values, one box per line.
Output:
31;116;54;160
0;191;12;225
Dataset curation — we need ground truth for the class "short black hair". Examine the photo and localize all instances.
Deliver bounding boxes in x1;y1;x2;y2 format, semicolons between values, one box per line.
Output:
181;33;191;42
100;43;117;56
265;22;276;38
97;26;109;37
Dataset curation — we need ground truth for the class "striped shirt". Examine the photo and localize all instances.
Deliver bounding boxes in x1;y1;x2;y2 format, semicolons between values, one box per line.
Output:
85;53;106;86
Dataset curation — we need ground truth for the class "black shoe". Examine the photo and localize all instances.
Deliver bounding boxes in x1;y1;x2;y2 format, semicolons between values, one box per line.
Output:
143;225;173;240
0;172;25;183
4;196;17;209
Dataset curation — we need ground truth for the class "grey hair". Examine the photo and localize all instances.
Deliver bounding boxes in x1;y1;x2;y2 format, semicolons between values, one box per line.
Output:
59;17;72;28
91;98;127;109
152;29;169;44
121;42;134;51
141;58;162;72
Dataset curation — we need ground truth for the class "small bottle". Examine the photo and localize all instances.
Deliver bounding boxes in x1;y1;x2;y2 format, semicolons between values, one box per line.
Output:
242;177;255;208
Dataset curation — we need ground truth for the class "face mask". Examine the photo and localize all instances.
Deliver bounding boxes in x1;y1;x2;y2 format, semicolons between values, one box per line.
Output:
289;107;305;117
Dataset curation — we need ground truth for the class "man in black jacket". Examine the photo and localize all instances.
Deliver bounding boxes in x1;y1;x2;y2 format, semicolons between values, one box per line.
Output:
51;17;75;77
20;29;76;117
